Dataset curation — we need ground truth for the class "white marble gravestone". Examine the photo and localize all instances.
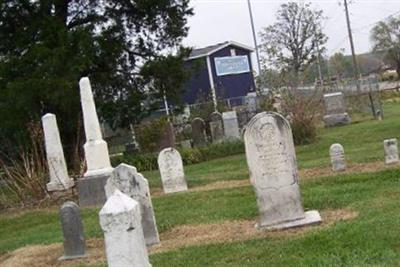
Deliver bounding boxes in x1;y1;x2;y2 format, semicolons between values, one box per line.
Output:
42;113;74;191
222;111;241;140
59;201;86;260
384;138;399;165
244;112;321;230
78;77;113;206
99;190;151;267
80;77;113;176
329;144;346;172
105;163;159;246
157;148;188;193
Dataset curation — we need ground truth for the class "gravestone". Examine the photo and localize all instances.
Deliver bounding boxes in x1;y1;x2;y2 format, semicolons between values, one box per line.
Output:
157;148;187;193
104;163;160;246
42;114;74;191
323;92;351;127
246;92;258;115
99;190;151;267
329;144;346;172
59;201;85;260
191;118;207;147
159;121;175;150
209;111;224;143
236;109;250;129
244;112;321;230
384;138;399;165
78;77;113;207
222;111;241;140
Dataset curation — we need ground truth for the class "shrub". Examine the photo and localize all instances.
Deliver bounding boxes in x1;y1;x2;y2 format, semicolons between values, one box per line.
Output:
135;117;169;153
281;91;322;145
111;140;245;172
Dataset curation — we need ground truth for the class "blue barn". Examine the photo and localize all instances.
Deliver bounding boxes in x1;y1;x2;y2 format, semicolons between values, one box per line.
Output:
183;41;256;106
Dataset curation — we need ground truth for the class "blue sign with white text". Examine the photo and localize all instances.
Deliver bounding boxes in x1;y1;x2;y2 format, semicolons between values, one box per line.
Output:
214;56;250;76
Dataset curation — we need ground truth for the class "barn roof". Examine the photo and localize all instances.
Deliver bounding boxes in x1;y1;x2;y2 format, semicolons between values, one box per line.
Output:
187;41;254;60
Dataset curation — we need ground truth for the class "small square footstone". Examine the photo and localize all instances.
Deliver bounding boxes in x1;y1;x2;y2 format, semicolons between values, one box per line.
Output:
256;210;322;230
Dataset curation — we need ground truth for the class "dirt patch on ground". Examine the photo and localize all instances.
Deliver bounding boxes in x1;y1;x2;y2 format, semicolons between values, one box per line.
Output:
0;208;358;267
299;161;390;180
151;161;394;197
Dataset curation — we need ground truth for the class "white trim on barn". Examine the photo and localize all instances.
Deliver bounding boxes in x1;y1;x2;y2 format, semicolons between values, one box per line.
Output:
187;41;254;60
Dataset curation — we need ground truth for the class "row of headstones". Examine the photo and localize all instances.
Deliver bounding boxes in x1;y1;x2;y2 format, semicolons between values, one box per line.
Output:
330;138;400;172
191;110;241;147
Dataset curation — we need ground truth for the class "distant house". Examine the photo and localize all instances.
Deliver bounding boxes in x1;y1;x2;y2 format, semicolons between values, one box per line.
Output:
183;41;256;106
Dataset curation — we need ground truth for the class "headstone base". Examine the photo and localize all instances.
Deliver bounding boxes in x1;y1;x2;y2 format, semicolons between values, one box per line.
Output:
323;113;351;127
46;179;74;192
59;254;86;261
164;184;188;194
257;210;322;230
78;171;112;207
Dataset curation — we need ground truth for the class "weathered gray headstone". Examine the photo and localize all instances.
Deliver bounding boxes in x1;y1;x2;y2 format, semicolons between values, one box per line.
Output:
104;163;160;246
191;118;207;147
244;112;321;230
329;144;346;172
323;92;351;127
159;121;175;150
59;201;85;260
384;138;399;165
42;113;74;191
246;92;258;115
157;147;188;193
209;111;224;143
222;111;241;140
99;190;151;267
78;77;113;207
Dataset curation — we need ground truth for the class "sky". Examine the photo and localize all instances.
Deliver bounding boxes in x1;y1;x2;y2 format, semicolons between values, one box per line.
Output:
183;0;400;71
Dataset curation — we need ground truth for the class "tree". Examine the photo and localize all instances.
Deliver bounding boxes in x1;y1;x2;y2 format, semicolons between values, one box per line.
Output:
259;2;327;88
371;16;400;79
0;1;192;162
328;50;352;78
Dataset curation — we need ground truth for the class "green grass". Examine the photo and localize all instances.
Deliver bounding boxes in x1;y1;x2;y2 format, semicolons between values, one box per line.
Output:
2;100;400;266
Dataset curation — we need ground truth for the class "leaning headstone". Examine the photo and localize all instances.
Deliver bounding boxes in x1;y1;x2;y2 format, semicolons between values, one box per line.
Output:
78;77;113;206
222;111;241;140
191;118;207;147
384;138;399;165
42;113;74;191
59;201;85;260
99;190;151;267
209;111;224;143
157;148;188;193
329;144;346;172
105;163;159;246
323;92;351;127
244;112;321;230
159;121;175;150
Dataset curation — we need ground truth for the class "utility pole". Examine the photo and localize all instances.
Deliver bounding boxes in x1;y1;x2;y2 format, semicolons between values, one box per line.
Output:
247;0;262;76
314;24;323;84
343;0;360;81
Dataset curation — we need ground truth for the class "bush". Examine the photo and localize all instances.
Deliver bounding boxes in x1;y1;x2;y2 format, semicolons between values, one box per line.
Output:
135;117;169;153
111;140;245;172
281;91;322;145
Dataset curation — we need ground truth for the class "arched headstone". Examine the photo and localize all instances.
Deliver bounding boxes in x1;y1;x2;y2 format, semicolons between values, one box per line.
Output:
105;163;159;246
244;112;321;229
329;144;346;172
384;138;399;165
59;201;86;260
191;118;207;147
157;148;188;193
209;112;224;143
